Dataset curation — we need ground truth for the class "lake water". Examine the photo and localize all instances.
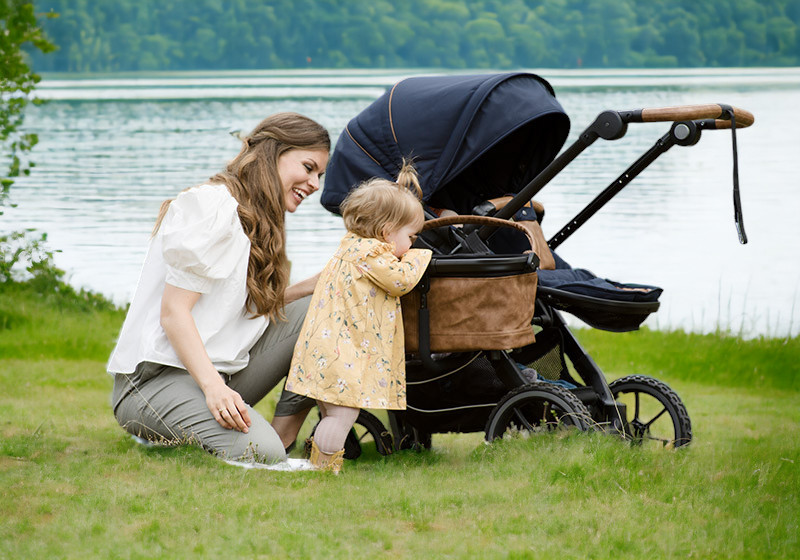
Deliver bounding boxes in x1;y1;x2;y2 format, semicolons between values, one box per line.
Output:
3;68;799;338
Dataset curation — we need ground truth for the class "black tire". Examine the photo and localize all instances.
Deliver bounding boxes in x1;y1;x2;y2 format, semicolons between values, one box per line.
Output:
484;382;594;442
311;410;394;460
349;410;394;459
609;375;692;448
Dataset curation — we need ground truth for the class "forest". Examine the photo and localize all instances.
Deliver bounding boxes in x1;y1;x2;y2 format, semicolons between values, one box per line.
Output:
22;0;800;72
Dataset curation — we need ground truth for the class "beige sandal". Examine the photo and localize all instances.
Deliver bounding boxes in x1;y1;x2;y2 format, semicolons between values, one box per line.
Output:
308;438;344;474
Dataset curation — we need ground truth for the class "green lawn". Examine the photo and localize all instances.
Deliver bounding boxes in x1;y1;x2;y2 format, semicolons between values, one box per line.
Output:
1;282;798;559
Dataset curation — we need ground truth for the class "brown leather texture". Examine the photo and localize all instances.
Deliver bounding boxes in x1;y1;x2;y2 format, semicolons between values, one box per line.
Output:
488;196;546;217
402;271;538;353
515;220;555;270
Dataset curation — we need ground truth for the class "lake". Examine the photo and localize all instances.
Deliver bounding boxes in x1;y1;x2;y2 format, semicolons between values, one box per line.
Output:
3;68;799;338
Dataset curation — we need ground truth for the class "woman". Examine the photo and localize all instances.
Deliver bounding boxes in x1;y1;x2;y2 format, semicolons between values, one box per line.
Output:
107;112;329;463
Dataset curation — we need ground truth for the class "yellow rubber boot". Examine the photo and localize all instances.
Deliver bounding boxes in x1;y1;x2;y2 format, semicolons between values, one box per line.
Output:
308;438;344;474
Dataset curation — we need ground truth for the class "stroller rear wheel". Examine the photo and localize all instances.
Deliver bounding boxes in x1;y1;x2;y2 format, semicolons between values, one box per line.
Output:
484;382;593;441
609;375;692;448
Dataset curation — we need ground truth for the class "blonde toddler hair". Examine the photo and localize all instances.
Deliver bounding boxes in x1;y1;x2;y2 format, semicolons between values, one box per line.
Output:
340;160;425;241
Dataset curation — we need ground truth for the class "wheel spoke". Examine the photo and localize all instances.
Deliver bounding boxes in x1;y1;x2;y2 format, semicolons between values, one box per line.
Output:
513;408;536;431
630;419;647;439
641;405;669;430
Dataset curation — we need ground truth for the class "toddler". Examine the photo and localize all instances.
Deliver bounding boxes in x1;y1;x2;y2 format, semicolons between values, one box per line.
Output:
285;162;432;473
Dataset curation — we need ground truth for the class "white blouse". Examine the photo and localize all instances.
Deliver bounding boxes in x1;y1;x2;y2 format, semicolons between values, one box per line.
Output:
107;184;269;375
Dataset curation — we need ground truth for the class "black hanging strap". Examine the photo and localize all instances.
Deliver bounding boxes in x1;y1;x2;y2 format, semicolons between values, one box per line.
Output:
725;106;748;244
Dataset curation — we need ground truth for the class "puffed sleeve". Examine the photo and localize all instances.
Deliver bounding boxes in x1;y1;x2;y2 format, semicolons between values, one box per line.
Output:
160;185;250;293
357;247;432;297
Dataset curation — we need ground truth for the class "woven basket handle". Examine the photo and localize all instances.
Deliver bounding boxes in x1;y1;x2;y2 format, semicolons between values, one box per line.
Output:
422;215;537;253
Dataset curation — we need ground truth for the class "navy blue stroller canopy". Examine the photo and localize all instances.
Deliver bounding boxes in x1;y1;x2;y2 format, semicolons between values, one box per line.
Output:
321;72;571;215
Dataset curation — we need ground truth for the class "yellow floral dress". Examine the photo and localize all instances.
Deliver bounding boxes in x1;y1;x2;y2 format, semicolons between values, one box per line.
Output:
286;233;432;409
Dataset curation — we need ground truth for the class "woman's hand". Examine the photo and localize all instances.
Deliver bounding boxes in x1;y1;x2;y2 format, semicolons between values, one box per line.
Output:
160;283;252;432
205;382;252;433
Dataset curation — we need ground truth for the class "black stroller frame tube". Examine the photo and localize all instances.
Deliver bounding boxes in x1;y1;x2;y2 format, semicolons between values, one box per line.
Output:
478;110;628;241
554;310;616;405
480;111;628;224
548;129;678;250
484;135;594;221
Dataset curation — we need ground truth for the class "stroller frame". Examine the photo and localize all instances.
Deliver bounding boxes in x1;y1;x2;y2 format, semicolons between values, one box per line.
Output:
316;75;752;458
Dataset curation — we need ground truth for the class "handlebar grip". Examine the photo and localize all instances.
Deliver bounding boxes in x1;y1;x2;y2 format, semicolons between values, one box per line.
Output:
639;104;754;128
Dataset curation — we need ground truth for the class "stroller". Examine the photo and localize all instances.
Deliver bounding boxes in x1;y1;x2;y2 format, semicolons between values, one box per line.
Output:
315;72;753;457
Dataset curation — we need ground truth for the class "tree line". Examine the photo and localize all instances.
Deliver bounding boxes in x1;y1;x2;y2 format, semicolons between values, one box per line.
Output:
22;0;800;72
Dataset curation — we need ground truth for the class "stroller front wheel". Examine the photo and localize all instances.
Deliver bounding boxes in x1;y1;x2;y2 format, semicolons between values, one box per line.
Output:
609;374;692;448
484;382;594;441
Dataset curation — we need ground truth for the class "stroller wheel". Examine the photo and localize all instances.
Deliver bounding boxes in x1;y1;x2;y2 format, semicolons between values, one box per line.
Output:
350;410;394;459
484;382;593;441
609;375;692;448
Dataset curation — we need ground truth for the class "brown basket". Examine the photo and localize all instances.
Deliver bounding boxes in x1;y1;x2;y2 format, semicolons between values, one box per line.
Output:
402;216;539;353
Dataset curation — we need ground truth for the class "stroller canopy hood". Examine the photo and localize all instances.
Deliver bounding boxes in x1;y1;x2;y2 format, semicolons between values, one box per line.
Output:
321;72;570;214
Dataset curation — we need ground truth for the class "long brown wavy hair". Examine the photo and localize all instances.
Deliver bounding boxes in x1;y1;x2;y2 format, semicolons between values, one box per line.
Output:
154;112;330;319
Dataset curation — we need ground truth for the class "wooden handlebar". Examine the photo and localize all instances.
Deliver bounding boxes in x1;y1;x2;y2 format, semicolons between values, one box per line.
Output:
639;104;754;128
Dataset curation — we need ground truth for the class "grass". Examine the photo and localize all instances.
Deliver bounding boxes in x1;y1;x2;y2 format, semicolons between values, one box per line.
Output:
1;282;798;559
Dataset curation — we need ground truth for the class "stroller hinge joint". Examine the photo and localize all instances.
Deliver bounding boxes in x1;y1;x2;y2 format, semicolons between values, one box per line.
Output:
588;110;628;141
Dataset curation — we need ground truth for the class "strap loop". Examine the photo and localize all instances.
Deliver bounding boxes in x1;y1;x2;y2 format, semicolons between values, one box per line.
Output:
724;106;748;244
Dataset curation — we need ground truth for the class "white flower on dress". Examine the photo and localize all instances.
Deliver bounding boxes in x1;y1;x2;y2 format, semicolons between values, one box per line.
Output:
316;357;327;368
321;329;331;339
337;378;348;392
386;310;396;321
